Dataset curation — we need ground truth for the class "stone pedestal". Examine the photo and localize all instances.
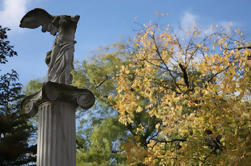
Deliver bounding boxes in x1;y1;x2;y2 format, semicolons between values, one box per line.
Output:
21;82;95;166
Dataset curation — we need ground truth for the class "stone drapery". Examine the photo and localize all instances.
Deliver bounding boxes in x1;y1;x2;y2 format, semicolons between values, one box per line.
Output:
47;36;75;84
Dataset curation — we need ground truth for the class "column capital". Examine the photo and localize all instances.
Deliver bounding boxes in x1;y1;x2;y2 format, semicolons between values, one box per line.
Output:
21;81;95;116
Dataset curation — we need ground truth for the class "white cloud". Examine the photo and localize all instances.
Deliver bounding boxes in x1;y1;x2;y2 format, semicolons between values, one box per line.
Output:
179;11;237;36
221;21;234;34
203;21;236;36
180;11;198;34
0;0;28;31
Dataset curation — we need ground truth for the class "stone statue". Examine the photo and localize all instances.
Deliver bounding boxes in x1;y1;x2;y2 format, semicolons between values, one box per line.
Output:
20;9;95;166
20;8;80;84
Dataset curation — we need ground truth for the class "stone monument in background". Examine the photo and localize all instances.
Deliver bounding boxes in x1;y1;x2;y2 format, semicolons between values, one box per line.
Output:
20;8;95;166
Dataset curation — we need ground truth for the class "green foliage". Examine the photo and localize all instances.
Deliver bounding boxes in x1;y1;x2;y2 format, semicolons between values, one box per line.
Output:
72;42;127;107
23;79;43;95
73;43;129;165
77;117;128;166
74;42;162;166
75;23;251;165
0;26;36;166
0;26;17;64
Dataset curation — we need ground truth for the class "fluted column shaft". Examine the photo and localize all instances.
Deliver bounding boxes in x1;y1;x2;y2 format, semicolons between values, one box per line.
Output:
21;82;95;166
37;101;76;166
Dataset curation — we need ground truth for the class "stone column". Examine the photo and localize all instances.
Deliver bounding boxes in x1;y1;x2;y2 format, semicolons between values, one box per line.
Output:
37;101;76;166
21;82;95;166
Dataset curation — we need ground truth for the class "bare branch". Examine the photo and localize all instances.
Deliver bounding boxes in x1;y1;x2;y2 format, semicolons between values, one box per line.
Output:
178;63;189;88
207;66;230;83
151;33;182;92
95;75;108;88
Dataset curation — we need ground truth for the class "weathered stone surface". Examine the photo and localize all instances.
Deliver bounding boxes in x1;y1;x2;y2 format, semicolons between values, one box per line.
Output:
21;81;95;116
20;8;94;166
21;81;94;166
20;8;80;84
37;101;76;166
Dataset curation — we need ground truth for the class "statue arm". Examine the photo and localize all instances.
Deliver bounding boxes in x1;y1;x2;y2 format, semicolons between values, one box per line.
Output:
45;50;52;65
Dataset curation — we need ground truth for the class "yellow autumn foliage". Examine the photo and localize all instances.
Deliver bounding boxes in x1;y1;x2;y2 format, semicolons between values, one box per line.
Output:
114;22;251;165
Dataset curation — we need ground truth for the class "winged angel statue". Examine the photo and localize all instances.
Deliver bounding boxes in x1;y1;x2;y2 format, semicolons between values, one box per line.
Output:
20;8;80;84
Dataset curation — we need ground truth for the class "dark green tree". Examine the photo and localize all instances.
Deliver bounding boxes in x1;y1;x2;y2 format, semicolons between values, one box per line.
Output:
0;26;36;166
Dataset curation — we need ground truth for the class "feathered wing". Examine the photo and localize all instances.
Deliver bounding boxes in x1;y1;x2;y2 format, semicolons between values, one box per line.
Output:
20;8;58;36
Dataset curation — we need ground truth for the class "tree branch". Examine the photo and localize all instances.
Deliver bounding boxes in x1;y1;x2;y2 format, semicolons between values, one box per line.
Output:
95;75;108;88
207;65;230;83
151;33;182;92
178;63;189;88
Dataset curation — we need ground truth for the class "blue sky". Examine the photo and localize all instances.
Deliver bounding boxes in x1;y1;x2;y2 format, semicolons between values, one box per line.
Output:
1;0;251;85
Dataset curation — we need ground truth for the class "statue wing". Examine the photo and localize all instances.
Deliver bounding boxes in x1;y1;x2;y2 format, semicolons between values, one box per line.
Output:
20;8;58;36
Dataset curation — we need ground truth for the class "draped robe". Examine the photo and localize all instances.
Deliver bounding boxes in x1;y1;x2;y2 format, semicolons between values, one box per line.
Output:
48;36;75;84
46;15;79;85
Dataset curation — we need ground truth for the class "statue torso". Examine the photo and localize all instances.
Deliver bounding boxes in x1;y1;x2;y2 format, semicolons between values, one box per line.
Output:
57;15;78;42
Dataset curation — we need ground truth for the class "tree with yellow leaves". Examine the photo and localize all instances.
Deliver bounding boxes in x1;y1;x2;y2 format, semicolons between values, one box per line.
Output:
23;17;250;165
114;23;250;165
